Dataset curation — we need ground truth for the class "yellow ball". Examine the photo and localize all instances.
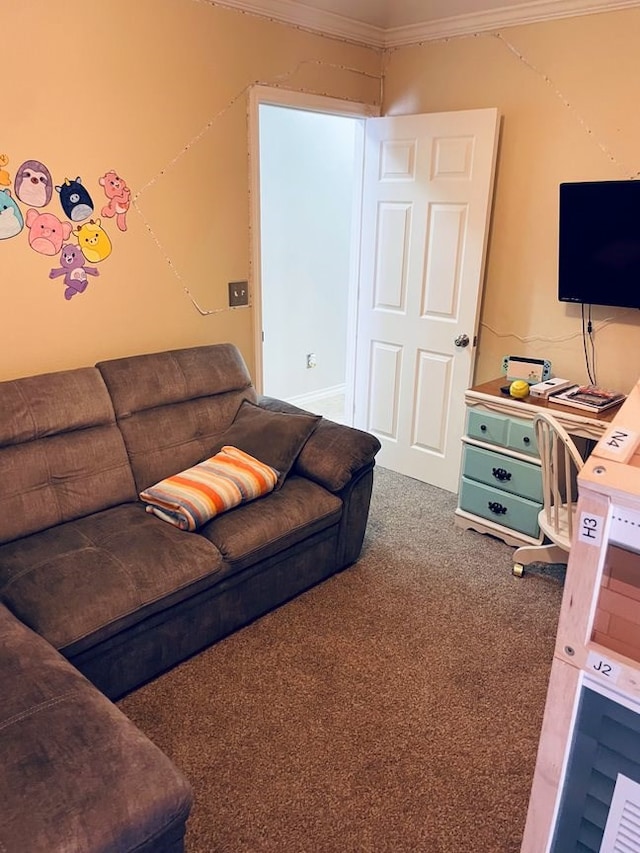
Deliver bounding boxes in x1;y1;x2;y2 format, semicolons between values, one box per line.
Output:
509;379;530;399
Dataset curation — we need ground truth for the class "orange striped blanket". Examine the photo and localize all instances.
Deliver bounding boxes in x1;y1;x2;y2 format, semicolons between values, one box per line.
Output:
140;446;279;531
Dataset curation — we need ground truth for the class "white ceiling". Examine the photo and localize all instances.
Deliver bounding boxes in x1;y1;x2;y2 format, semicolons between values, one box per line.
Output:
220;0;640;46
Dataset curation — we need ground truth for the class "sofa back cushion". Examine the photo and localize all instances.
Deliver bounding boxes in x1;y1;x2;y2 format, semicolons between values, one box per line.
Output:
97;344;258;491
0;368;137;544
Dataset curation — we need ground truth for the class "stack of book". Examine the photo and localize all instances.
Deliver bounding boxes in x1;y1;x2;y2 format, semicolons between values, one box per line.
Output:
548;384;626;413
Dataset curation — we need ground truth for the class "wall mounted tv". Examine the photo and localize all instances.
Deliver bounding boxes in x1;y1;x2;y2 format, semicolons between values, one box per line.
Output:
558;179;640;309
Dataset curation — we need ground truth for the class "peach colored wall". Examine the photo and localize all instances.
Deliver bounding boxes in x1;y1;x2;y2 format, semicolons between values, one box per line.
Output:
384;9;640;393
7;3;640;394
2;0;380;382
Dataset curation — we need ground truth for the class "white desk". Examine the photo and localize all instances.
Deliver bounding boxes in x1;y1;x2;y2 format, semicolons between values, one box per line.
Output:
455;377;623;547
465;377;620;441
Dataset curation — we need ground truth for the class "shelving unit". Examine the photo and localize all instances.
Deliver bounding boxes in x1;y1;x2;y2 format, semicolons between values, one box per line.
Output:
521;380;640;852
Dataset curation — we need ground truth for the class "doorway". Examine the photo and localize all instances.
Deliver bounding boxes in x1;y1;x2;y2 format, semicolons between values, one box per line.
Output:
249;87;378;425
258;104;359;423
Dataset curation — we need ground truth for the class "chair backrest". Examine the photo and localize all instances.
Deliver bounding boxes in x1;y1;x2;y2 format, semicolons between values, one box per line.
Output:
534;411;585;550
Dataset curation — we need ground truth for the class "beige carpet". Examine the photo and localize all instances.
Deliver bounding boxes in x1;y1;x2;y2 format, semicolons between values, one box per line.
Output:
119;466;564;852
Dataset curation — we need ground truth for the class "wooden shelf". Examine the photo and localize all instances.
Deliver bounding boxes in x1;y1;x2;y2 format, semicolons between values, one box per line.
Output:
521;378;640;852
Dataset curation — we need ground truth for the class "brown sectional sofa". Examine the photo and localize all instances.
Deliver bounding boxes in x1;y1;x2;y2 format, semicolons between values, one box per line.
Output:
0;602;192;852
0;343;380;852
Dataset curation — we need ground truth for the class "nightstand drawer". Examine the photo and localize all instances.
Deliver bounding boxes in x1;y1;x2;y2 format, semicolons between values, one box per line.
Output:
459;476;541;538
462;445;542;502
467;410;509;446
506;420;537;456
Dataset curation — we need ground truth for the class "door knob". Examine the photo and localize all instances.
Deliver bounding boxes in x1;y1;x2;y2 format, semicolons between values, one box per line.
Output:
454;334;470;348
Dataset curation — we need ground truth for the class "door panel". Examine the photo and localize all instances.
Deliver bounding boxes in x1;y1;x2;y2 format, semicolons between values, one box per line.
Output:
413;351;450;453
354;108;500;492
375;203;410;309
368;341;402;438
423;204;466;316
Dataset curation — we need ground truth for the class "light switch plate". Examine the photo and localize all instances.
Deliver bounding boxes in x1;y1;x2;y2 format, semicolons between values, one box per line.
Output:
228;281;249;307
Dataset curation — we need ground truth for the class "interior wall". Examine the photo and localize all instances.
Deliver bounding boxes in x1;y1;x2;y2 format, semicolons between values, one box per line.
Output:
1;0;380;382
383;8;640;393
8;2;639;394
259;105;358;400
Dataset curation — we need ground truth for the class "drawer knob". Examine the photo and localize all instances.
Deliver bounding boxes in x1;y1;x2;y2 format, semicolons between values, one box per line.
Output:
480;424;487;432
492;467;512;482
523;436;530;445
488;501;507;515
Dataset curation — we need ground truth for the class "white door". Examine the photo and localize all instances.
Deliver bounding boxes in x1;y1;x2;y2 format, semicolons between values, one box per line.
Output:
353;108;500;492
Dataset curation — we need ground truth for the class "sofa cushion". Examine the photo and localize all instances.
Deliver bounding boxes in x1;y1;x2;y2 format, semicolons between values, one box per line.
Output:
0;603;192;852
213;400;321;488
258;396;382;491
98;343;254;415
200;475;342;571
0;503;223;655
296;417;382;491
97;344;259;492
141;446;278;530
0;367;114;446
0;367;137;544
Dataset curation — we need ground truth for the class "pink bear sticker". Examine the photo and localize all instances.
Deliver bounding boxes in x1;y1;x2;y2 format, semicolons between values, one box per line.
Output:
99;170;130;232
25;209;72;256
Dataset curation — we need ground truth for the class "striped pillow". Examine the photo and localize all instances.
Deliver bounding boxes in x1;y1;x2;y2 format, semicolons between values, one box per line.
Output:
140;446;279;531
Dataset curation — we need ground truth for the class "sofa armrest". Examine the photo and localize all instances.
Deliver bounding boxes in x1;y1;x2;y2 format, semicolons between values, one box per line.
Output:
256;396;381;492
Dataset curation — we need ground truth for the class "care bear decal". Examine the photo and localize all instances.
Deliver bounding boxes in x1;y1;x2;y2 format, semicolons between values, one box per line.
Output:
0;189;24;240
49;243;99;299
15;159;53;207
25;209;72;256
99;170;130;232
2;158;131;295
56;177;94;222
74;218;112;263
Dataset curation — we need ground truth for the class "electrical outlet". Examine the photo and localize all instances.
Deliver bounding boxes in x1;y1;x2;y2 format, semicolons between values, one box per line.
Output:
228;281;249;307
306;353;317;369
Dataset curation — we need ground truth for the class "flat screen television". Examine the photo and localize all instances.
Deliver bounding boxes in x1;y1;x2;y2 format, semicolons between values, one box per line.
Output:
558;179;640;309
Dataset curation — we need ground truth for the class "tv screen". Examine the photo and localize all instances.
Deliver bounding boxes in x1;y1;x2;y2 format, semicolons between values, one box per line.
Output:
558;180;640;309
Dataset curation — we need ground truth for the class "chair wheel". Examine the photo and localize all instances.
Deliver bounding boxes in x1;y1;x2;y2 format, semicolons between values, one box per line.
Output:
513;563;524;577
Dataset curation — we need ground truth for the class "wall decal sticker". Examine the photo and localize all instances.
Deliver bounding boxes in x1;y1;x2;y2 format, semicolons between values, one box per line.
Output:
56;176;94;222
74;218;112;263
0;155;10;187
49;243;99;300
25;209;72;255
99;170;130;232
1;52;377;313
15;159;53;207
0;189;24;239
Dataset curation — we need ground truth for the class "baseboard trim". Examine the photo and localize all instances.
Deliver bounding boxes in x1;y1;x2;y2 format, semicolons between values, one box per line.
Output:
286;383;346;410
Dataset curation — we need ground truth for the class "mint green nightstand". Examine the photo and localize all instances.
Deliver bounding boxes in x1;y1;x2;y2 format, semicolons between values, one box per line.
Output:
455;376;618;550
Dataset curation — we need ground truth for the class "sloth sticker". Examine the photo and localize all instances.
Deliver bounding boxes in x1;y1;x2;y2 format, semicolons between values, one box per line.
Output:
14;159;53;207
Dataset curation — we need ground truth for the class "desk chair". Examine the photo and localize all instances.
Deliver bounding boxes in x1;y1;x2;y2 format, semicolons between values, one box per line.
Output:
513;411;584;577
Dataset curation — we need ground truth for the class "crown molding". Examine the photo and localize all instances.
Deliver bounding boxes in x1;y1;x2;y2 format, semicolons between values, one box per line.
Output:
384;0;640;46
212;0;386;47
214;0;640;48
